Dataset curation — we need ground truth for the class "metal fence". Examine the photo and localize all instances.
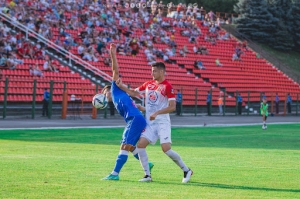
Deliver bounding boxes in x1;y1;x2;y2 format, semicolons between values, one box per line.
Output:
1;78;299;119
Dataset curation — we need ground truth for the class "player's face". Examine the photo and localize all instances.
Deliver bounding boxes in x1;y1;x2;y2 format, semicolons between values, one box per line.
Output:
151;67;164;80
103;89;112;101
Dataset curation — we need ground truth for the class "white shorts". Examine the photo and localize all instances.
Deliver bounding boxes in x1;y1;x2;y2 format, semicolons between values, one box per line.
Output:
141;122;172;145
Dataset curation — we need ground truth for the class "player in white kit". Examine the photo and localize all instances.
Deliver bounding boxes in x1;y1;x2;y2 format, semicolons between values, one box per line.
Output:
116;62;193;183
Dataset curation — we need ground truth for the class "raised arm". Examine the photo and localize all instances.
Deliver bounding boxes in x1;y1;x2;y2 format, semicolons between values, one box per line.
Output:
110;43;119;81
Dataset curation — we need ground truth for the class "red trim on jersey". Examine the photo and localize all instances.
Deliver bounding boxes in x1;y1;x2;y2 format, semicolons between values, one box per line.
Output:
137;80;175;99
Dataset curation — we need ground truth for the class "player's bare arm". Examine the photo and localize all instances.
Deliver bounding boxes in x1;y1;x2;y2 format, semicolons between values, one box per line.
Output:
150;100;176;121
115;78;140;97
136;104;146;112
110;43;119;81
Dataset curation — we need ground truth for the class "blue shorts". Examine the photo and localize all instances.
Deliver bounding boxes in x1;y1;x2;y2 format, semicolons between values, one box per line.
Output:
121;115;146;146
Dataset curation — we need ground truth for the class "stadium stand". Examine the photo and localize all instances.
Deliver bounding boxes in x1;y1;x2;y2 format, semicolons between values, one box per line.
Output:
0;0;299;108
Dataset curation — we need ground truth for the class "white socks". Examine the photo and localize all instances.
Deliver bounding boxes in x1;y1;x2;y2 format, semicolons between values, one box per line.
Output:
165;149;189;172
138;148;150;176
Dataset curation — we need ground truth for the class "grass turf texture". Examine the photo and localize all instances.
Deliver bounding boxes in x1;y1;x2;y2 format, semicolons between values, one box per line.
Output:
0;125;300;199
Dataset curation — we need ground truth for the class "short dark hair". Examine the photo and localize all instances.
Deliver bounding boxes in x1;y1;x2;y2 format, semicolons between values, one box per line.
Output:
101;85;111;93
151;62;166;71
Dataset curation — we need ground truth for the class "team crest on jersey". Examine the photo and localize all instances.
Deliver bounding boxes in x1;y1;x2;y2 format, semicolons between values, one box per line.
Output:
148;91;158;103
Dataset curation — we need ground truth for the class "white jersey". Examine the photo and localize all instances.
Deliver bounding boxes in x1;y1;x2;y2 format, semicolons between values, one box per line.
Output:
136;80;175;123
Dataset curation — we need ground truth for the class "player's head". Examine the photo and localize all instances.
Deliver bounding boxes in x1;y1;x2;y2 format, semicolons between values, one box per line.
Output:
263;97;267;104
151;62;166;81
101;85;112;101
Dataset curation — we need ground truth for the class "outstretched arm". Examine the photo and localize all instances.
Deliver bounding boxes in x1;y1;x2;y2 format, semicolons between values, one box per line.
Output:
110;43;119;81
115;78;140;97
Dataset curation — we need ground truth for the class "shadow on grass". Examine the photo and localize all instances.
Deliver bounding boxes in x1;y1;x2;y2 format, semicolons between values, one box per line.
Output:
0;125;300;150
154;181;300;193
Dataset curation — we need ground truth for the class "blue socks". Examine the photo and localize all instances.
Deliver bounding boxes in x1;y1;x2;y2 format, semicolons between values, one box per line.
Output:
113;154;128;174
112;150;129;175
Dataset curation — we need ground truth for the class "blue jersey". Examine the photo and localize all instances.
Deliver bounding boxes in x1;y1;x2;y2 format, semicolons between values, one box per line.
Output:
111;81;143;122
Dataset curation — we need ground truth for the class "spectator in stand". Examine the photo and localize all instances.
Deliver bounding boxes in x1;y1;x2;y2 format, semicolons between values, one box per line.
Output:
83;48;98;62
193;45;197;54
286;93;292;114
29;64;43;77
238;93;243;115
104;57;111;66
220;32;230;40
96;40;105;55
208;10;216;21
275;93;279;114
235;47;243;60
207;91;211;115
232;53;239;61
242;41;249;51
0;54;7;68
42;88;50;117
7;54;23;70
117;44;126;55
216;58;223;67
78;44;85;58
0;69;2;79
183;45;189;54
43;57;58;72
179;48;186;57
129;38;139;56
194;60;206;70
163;53;172;63
200;45;208;55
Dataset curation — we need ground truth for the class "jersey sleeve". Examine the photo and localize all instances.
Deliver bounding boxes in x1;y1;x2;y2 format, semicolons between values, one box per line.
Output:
135;81;148;94
166;83;176;101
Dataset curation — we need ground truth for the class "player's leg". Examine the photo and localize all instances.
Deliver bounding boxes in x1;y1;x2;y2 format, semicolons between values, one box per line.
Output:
137;137;152;182
262;114;266;129
136;123;158;182
103;120;136;180
124;116;154;175
158;123;193;183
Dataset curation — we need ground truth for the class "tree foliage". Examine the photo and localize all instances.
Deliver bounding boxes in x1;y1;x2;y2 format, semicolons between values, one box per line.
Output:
292;1;300;51
234;0;277;44
235;0;299;51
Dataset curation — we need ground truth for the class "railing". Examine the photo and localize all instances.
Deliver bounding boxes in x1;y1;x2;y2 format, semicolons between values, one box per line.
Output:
221;24;300;84
0;11;113;83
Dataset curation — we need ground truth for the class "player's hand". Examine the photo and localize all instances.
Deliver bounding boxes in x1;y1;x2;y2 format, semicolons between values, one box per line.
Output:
110;43;117;56
136;104;145;112
150;112;158;121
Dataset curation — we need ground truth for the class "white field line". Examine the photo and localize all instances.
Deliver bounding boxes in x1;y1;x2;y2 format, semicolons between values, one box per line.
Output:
0;122;298;131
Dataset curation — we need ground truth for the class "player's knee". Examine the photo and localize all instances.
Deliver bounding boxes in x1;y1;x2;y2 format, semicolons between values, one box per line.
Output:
137;137;149;148
161;143;171;153
120;144;135;151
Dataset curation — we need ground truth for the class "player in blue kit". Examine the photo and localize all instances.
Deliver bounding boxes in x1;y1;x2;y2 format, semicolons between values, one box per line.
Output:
102;43;153;181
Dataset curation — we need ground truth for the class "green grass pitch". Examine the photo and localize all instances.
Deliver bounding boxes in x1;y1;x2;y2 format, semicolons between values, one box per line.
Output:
1;124;300;199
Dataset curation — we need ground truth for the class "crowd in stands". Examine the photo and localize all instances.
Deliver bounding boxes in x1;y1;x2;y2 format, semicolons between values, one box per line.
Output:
0;17;61;79
0;0;237;75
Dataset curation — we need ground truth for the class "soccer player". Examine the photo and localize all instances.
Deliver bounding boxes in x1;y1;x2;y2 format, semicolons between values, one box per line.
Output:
116;62;193;183
260;98;268;130
102;44;153;181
